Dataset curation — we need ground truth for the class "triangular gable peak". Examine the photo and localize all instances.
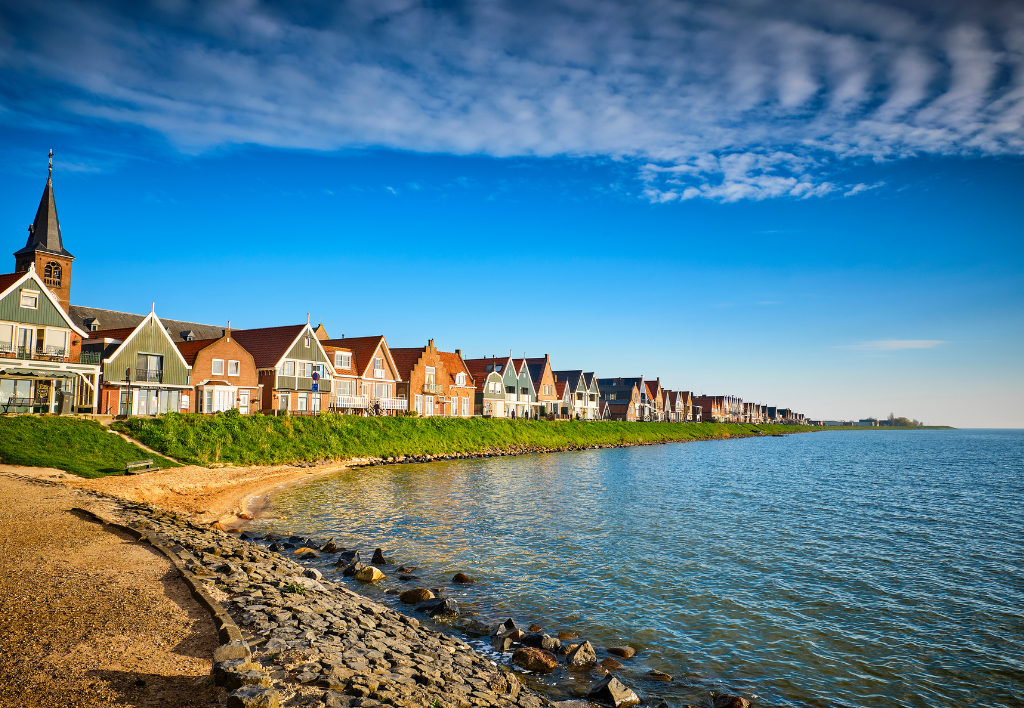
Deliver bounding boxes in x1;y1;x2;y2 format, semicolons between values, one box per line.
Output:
513;359;537;395
0;266;87;337
277;323;337;376
349;336;399;380
585;372;599;394
103;310;192;371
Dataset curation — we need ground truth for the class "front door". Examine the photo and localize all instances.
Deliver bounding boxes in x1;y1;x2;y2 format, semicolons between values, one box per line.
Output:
239;391;249;414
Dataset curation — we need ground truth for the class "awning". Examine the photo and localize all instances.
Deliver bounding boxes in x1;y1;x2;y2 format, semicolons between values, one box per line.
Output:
0;369;75;378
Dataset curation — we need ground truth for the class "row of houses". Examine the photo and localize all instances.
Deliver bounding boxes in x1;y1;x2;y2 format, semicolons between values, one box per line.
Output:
0;164;809;423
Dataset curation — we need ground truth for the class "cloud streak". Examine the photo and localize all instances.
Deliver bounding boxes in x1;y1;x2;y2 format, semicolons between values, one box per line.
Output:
1;0;1022;201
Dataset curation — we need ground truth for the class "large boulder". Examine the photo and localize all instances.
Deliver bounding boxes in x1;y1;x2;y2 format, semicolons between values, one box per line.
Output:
452;572;474;584
511;647;559;673
566;641;597;669
523;633;561;652
416;597;459;618
587;675;640;708
607;646;636;659
713;695;750;708
371;548;388;565
492;634;515;652
321;539;340;553
227;686;279;708
342;561;367;577
355;566;385;583
487;669;522;699
400;588;434;604
336;550;360;565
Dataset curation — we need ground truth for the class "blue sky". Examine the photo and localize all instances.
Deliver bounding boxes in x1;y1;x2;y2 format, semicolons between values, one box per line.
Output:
1;0;1022;427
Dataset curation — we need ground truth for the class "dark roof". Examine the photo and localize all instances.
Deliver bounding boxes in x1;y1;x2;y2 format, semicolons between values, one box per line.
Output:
87;326;138;342
68;305;224;343
552;370;584;392
232;324;306;369
15;175;73;259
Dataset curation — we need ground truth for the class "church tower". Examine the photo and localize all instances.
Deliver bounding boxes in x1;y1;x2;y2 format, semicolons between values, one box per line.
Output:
14;150;74;312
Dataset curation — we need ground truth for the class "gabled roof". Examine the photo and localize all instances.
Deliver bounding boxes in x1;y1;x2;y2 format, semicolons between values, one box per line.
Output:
583;372;597;390
321;336;396;379
552;369;584;392
69;305;224;343
15;171;73;259
231;324;307;369
388;346;425;381
175;337;220;366
0;268;88;336
555;381;567;398
91;311;192;369
463;356;508;392
437;351;473;387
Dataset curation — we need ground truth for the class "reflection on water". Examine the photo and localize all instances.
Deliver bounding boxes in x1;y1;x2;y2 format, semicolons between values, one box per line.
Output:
257;430;1024;707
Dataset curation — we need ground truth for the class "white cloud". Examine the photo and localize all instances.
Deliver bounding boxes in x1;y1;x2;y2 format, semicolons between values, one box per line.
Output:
846;340;947;351
2;0;1023;201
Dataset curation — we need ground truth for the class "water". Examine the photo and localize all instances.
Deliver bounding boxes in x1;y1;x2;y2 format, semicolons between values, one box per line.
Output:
254;430;1024;708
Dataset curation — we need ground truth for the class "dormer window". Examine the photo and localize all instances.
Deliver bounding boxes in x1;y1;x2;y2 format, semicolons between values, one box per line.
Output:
181;330;195;341
455;373;466;386
334;352;351;369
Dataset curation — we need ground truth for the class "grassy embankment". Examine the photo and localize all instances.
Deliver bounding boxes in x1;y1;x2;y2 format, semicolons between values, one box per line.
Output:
0;416;178;478
112;412;801;467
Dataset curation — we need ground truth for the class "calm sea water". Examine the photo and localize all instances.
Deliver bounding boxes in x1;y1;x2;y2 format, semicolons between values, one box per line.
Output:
254;430;1024;708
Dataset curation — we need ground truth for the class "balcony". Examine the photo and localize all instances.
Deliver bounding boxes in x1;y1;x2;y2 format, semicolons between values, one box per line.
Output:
379;397;409;411
331;395;368;409
373;368;385;380
423;383;444;394
0;344;68;362
79;351;102;365
136;368;163;383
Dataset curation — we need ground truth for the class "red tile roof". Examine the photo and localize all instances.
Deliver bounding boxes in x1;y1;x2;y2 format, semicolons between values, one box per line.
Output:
321;336;388;378
175;337;219;365
389;346;426;381
231;324;306;369
463;356;506;393
555;381;567;398
0;272;24;295
437;351;473;387
88;326;139;342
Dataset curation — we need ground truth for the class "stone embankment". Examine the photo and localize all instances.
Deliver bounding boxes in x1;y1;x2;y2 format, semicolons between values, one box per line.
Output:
58;481;674;708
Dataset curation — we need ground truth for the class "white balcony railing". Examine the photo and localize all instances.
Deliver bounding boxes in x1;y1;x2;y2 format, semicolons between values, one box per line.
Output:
378;397;408;411
373;368;385;380
331;395;369;409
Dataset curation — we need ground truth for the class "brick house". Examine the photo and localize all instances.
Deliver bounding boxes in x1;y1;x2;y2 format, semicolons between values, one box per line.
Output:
391;340;475;417
85;310;194;416
521;355;559;418
176;328;261;414
320;335;404;415
231;323;335;414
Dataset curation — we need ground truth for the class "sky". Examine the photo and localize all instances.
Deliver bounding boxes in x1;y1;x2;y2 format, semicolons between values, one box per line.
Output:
0;0;1022;427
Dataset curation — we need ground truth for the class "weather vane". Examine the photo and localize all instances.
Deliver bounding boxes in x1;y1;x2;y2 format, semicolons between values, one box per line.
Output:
48;149;53;176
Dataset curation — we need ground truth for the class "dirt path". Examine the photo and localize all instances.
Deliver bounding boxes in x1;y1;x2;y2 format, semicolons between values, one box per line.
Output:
0;474;221;708
0;460;352;527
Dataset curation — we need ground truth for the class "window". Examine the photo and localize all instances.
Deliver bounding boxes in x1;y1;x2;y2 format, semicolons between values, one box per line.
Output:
335;352;351;369
297;393;307;411
0;324;11;351
304;337;310;347
228;360;240;376
451;398;459;416
212;359;225;375
299;362;313;378
205;389;214;413
43;261;62;284
336;380;354;396
90;322;99;331
425;366;435;384
506;386;514;394
462;397;470;416
521;387;528;395
19;290;38;309
455;373;466;386
424;395;433;416
414;394;423;414
373;357;385;379
283;361;295;377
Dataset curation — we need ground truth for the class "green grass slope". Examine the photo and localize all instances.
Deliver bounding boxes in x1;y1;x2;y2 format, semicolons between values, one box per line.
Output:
0;416;178;478
112;412;800;466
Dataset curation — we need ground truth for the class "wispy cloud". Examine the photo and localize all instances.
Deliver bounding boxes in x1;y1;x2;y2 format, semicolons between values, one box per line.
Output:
846;340;947;351
2;0;1023;201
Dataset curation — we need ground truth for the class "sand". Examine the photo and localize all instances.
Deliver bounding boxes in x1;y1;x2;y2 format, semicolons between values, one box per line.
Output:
0;474;221;708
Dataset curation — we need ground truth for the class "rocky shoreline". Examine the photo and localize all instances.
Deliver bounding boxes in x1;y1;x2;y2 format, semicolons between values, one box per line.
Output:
26;475;754;708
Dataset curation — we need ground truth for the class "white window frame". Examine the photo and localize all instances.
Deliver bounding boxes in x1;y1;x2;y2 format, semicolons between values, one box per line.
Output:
19;289;39;310
414;394;423;414
455;373;466;386
451;397;458;416
283;360;295;377
425;366;435;384
212;358;225;375
228;360;240;376
462;397;469;416
304;337;311;347
297;393;307;411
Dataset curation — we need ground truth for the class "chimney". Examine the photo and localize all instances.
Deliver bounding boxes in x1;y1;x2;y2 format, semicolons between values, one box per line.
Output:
545;354;549;362
428;338;434;349
455;349;461;357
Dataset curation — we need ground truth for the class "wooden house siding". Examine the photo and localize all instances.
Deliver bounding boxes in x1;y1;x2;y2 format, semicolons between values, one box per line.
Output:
0;282;69;328
103;318;190;386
